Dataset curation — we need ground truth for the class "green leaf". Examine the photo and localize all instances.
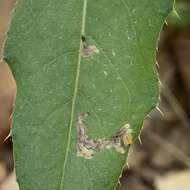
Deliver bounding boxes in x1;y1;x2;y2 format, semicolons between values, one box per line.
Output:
167;1;190;27
5;0;173;189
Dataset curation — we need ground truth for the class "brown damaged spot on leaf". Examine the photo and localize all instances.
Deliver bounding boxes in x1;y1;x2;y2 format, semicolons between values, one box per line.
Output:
81;36;99;58
76;112;133;159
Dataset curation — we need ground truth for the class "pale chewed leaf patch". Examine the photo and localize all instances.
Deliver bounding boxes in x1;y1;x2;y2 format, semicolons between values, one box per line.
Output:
77;112;133;159
81;36;99;58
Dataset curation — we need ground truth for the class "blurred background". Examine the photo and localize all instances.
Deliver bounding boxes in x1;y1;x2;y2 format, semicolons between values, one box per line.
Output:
1;0;190;190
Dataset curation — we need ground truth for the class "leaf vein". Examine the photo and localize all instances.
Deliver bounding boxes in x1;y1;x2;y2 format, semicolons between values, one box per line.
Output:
59;0;88;189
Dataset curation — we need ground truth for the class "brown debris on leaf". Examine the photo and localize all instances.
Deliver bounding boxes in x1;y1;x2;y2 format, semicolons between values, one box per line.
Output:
81;36;99;58
76;112;133;159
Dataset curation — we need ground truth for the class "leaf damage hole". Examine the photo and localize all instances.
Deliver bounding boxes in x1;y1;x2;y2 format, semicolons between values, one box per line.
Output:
81;36;99;58
77;112;133;159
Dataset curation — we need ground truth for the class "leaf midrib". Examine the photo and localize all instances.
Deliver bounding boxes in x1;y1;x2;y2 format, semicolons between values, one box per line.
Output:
59;0;87;189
